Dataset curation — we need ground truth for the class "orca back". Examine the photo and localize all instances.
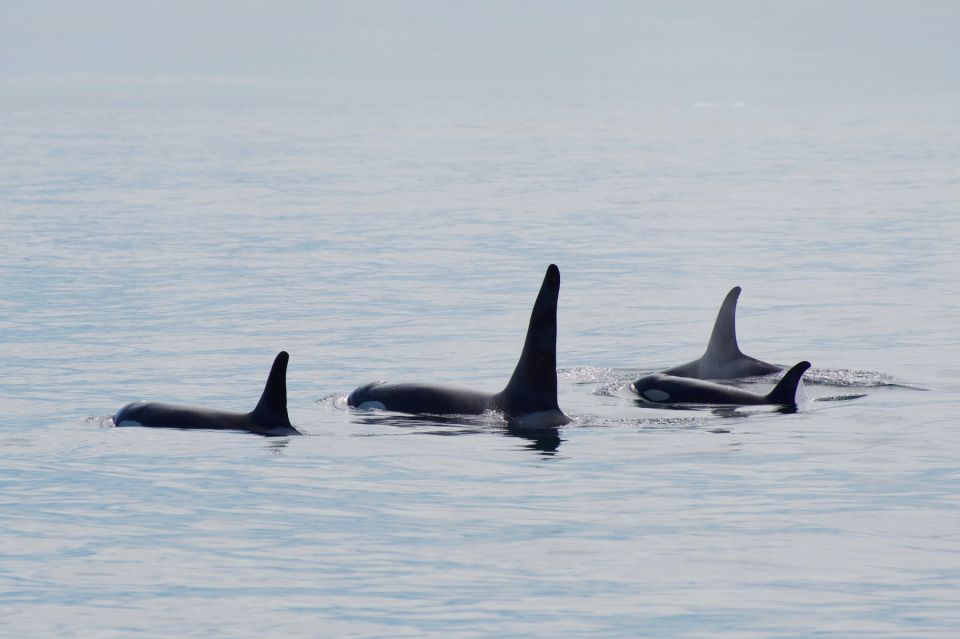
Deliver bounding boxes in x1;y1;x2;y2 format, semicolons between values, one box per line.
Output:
347;381;492;415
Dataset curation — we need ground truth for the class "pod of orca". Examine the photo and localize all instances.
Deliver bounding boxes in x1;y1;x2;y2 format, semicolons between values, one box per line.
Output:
112;266;815;436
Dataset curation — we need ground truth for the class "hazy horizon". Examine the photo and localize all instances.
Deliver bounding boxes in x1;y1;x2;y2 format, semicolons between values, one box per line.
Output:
3;1;958;101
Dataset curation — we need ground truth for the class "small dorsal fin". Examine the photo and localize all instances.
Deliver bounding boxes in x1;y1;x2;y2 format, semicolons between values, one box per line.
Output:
500;264;562;413
765;361;811;406
252;351;291;425
703;286;744;360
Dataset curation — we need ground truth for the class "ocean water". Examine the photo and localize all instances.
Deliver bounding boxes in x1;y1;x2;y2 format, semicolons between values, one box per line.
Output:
2;78;959;637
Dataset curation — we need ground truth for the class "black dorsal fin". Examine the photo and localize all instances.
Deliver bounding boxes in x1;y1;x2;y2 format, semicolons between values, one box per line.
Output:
500;264;561;412
765;361;811;406
703;286;744;360
252;351;291;425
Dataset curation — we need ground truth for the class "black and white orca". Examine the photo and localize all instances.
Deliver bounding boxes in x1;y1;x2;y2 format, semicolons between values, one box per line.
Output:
114;351;301;436
632;361;811;408
663;286;783;379
348;265;570;428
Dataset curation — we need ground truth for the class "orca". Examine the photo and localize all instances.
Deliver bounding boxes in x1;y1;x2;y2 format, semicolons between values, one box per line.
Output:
663;286;783;379
114;351;301;436
348;264;570;428
631;361;811;408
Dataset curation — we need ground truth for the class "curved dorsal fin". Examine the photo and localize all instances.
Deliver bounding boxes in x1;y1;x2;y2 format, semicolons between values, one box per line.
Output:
252;351;291;426
500;264;561;412
703;286;744;360
765;361;811;406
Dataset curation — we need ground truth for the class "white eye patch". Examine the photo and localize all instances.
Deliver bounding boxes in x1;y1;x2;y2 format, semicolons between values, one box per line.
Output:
642;389;671;402
355;401;386;410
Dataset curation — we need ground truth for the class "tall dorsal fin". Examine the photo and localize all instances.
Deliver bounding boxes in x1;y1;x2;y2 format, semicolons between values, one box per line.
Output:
252;351;291;425
703;286;744;360
500;264;561;412
765;361;811;406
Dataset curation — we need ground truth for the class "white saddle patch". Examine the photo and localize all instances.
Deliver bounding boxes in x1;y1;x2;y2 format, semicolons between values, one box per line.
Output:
510;409;571;428
642;389;672;402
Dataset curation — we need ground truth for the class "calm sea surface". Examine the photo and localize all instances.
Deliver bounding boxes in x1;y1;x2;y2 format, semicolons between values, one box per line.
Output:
2;79;959;637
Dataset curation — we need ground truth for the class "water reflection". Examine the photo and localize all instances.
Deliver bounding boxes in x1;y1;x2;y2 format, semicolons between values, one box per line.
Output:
505;422;562;454
348;412;562;454
265;438;290;454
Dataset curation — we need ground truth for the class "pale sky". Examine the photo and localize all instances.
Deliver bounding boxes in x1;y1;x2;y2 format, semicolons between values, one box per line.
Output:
2;1;957;98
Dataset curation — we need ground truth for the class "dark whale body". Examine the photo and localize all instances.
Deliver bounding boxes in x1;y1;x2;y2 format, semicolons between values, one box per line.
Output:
632;361;811;408
348;264;570;428
664;286;783;380
114;352;301;437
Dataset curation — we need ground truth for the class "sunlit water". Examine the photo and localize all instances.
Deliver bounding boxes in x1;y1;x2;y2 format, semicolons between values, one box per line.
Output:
2;79;959;637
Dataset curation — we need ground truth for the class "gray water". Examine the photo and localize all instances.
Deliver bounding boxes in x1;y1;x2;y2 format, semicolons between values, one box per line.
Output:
2;78;959;637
